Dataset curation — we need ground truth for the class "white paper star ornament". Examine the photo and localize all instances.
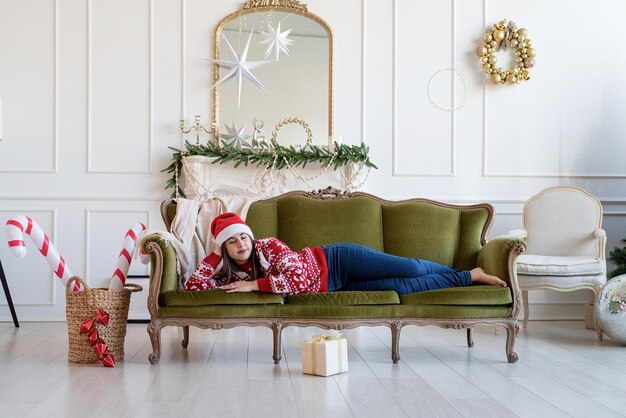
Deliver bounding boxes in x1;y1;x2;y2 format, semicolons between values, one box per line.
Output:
259;22;294;61
219;122;251;148
206;31;271;108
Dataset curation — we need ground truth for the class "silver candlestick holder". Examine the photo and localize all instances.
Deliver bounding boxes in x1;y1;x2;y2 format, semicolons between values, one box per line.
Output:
179;115;215;145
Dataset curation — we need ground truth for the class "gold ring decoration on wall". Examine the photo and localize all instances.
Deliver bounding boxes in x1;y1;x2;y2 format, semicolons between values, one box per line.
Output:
426;68;471;111
271;117;314;146
476;20;536;85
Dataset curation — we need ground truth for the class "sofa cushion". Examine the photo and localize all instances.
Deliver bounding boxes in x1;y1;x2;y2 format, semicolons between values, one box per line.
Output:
516;274;606;289
382;203;460;266
285;291;400;306
456;208;491;271
399;285;512;306
246;201;279;239
382;204;490;271
160;289;284;306
274;196;384;251
517;255;605;276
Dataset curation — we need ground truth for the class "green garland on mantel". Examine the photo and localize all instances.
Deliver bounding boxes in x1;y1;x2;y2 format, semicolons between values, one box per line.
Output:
163;140;378;198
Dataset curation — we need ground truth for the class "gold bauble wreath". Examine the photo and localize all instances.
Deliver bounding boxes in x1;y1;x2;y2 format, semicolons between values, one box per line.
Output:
476;20;536;85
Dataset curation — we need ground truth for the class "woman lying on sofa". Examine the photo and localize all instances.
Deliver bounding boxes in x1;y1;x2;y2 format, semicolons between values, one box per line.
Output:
185;212;507;295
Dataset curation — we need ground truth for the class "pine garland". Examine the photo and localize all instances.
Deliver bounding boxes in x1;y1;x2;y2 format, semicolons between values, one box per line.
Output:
609;238;626;278
163;140;378;198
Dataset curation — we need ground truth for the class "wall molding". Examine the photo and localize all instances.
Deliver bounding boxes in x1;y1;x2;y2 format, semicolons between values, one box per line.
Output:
483;170;626;178
480;0;626;179
0;195;165;201
2;195;624;208
497;211;626;216
84;209;152;289
0;209;57;306
180;0;186;149
524;302;589;321
0;0;59;174
360;0;366;146
391;0;455;177
362;195;626;206
86;0;153;174
54;0;59;174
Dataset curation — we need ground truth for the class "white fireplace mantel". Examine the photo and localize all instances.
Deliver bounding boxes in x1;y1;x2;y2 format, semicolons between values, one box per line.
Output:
181;155;363;201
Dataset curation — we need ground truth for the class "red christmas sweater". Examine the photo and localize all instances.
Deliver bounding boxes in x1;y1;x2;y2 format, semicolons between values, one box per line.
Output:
185;237;328;295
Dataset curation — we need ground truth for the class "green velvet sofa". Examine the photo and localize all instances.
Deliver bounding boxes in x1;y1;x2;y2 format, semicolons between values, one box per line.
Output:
142;187;525;365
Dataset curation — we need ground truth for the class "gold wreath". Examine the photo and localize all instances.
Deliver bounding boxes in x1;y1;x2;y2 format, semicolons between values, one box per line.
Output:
476;20;536;85
271;117;314;145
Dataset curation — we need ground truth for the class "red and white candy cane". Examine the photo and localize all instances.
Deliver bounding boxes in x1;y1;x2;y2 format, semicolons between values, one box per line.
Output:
5;215;81;292
109;222;147;290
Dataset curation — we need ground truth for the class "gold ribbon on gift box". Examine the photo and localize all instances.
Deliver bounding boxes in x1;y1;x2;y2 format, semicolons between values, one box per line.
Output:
313;333;343;342
311;333;344;375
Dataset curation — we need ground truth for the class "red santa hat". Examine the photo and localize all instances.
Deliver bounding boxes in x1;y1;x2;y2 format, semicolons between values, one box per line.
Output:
210;212;254;247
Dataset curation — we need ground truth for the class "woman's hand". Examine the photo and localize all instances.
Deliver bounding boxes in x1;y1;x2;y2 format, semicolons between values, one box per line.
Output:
220;280;259;293
212;246;222;257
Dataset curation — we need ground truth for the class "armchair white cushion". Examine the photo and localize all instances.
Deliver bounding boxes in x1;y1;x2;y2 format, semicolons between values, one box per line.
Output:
517;255;605;277
517;186;606;338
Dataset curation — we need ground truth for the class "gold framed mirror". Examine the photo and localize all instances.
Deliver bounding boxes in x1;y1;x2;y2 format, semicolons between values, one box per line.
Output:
211;0;333;146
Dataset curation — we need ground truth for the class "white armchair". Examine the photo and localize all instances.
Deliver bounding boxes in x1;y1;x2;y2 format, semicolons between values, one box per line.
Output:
513;186;606;338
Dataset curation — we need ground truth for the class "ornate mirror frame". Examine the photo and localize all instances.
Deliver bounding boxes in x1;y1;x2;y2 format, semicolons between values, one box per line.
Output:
211;0;334;144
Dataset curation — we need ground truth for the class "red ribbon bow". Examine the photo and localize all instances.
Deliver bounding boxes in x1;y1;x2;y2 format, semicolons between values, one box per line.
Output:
78;309;116;367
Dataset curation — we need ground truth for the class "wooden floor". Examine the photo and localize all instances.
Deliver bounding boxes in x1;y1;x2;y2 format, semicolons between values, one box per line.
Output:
0;321;625;418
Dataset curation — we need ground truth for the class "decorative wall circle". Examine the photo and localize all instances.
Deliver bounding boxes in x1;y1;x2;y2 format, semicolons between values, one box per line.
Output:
476;19;535;85
426;68;471;112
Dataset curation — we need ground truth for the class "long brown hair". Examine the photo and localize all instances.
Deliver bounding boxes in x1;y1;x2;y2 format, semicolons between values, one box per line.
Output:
220;235;263;282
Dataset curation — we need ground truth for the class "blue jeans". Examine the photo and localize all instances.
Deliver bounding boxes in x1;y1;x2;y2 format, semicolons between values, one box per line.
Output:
322;243;471;295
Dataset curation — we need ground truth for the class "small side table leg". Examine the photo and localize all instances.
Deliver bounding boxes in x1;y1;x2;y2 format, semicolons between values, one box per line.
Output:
0;259;19;327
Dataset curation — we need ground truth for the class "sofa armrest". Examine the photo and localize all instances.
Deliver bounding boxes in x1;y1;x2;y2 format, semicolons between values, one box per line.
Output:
477;235;526;317
141;233;179;318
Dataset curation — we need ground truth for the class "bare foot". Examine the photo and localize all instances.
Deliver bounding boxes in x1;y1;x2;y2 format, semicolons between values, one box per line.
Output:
470;267;507;287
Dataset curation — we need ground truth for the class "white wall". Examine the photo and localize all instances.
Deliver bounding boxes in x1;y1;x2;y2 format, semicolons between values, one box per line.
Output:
1;0;626;321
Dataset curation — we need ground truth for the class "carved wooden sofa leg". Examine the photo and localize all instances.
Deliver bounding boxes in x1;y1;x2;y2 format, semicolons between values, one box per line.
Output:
147;319;163;364
504;321;520;363
272;320;283;364
182;326;190;348
390;321;402;363
467;328;474;347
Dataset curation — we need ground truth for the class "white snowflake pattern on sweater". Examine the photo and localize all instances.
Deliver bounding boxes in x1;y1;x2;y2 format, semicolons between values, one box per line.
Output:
184;252;230;291
185;237;324;295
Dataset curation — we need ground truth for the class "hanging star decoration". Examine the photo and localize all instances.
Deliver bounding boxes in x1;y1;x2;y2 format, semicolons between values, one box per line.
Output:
205;31;271;108
219;122;251;148
258;22;294;61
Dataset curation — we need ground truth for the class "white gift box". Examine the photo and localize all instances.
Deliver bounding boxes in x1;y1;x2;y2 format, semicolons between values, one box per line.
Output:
301;335;348;377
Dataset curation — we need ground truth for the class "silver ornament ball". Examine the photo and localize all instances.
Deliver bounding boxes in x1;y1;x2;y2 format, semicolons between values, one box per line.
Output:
596;275;626;344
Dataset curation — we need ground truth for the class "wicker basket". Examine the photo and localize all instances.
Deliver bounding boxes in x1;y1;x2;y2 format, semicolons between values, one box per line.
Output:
65;276;142;363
